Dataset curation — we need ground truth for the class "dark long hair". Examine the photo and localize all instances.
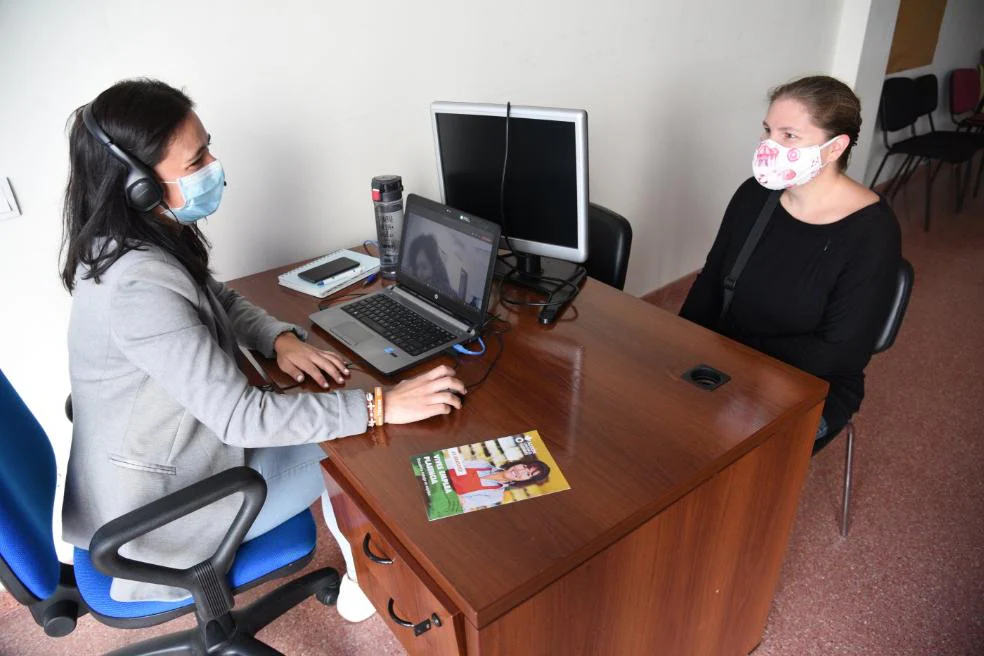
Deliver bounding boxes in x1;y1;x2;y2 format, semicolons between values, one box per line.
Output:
60;79;211;292
499;457;551;489
408;233;451;288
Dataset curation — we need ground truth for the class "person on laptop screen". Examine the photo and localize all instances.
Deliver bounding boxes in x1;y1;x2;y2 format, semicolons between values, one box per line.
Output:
407;232;455;297
58;78;465;623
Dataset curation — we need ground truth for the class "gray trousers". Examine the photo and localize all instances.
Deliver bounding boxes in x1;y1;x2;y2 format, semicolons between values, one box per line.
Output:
244;443;356;579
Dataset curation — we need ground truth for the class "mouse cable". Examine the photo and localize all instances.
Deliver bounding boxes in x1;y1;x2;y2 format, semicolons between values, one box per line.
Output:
450;315;511;389
456;330;507;390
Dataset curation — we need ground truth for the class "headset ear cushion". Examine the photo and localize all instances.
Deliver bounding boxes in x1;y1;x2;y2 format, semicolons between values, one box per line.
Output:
127;176;164;213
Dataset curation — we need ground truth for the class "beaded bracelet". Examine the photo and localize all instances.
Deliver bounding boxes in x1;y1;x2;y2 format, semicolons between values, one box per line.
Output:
365;392;376;429
374;387;384;426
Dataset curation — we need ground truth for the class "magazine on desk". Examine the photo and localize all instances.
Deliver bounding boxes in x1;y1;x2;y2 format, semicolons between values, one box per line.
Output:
411;430;571;521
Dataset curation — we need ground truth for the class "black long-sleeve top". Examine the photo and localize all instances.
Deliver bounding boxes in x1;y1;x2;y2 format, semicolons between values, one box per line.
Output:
680;178;902;433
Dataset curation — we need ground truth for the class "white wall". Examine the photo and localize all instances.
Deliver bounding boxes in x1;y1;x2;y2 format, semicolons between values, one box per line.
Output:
0;0;846;554
864;0;984;185
831;0;901;183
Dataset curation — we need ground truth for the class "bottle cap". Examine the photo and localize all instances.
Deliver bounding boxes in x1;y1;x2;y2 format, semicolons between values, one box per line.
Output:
371;175;403;203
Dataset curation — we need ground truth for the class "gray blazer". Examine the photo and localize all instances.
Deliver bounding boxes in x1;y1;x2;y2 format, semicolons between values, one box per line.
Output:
62;244;368;602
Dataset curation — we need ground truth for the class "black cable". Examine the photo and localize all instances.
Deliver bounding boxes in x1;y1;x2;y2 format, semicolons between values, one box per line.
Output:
495;265;585;309
461;331;506;390
447;312;512;390
499;101;521;257
454;324;510;390
494;100;584;312
258;380;303;394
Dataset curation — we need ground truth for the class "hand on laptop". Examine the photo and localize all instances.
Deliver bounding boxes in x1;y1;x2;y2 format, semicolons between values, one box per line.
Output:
274;331;350;388
384;365;466;424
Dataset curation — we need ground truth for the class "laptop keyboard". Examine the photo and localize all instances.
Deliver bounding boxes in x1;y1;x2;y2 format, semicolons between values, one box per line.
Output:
342;294;456;356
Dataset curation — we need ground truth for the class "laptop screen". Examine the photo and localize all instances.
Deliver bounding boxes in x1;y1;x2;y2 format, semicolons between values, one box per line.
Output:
397;195;499;326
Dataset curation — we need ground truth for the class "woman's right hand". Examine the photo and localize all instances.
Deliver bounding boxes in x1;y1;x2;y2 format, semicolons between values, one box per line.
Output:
382;365;466;425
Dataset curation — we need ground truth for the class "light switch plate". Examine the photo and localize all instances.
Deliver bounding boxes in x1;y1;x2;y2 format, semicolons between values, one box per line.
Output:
0;177;21;220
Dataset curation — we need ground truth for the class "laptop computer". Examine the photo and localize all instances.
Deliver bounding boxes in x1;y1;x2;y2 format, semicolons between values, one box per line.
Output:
310;194;501;375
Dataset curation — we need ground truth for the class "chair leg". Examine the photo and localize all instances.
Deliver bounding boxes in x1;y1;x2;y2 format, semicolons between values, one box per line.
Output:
925;158;933;232
974;151;984;198
885;156;906;200
884;155;911;200
102;569;339;656
902;155;926;189
840;422;855;537
104;628;202;656
235;567;341;637
869;152;892;190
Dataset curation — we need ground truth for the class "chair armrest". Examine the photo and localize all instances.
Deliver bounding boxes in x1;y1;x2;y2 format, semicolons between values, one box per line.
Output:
89;466;266;620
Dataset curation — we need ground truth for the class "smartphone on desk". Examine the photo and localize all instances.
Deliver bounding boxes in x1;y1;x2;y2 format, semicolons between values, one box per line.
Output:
298;257;360;284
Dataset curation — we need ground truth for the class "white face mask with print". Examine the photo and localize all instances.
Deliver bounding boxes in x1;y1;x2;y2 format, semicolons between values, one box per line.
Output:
751;137;837;190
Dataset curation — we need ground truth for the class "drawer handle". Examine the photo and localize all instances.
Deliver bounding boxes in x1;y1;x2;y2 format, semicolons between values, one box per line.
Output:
362;533;394;565
387;599;442;637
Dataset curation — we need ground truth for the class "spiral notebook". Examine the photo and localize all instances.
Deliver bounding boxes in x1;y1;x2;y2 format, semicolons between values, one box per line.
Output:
278;249;381;298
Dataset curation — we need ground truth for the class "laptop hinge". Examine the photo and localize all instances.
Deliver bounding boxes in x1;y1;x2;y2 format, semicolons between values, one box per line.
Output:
391;287;473;333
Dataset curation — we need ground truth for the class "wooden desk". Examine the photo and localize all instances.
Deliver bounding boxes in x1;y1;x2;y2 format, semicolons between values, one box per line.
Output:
227;263;827;656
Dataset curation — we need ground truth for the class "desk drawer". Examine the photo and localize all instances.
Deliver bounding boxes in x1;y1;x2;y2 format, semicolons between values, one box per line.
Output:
356;541;462;655
323;468;463;655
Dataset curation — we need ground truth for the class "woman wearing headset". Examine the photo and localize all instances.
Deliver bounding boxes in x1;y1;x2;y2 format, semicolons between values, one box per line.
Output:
680;76;901;441
60;78;465;621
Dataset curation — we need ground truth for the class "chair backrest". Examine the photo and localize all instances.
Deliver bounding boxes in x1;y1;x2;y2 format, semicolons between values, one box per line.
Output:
873;258;915;354
914;74;941;129
0;369;61;603
584;203;633;290
949;68;981;116
880;77;920;134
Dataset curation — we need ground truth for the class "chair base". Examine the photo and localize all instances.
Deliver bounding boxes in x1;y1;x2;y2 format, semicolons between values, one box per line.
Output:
105;567;340;656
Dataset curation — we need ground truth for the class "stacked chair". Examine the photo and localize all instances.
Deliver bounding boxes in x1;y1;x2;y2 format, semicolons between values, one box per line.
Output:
870;74;982;231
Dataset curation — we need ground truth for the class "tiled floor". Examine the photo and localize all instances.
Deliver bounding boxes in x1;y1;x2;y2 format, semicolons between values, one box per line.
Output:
3;170;982;655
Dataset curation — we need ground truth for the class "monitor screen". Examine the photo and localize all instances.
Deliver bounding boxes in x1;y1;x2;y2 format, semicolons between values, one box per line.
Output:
398;196;497;316
432;103;588;264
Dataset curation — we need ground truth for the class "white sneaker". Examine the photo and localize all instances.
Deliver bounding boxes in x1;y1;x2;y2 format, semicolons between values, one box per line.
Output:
336;574;376;623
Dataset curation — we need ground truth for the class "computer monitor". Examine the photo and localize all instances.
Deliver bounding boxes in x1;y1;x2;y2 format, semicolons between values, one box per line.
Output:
430;102;589;295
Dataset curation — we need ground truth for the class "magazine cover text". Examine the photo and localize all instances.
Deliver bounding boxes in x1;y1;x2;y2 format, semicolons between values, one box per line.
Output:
411;430;570;521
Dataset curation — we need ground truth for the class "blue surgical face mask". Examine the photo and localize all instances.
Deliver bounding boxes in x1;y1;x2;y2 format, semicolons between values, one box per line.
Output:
162;160;225;223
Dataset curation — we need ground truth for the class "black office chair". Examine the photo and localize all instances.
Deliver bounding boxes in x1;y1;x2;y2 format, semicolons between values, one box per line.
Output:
812;258;914;537
585;203;633;290
0;380;341;656
869;76;979;231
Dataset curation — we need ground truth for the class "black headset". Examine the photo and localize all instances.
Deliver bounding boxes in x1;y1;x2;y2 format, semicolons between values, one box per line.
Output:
81;103;164;212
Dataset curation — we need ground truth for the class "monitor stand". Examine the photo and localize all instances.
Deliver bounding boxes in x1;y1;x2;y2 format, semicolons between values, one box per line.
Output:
496;252;587;298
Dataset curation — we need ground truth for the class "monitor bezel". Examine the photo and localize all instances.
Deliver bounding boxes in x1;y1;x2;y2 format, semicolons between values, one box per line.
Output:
430;101;589;264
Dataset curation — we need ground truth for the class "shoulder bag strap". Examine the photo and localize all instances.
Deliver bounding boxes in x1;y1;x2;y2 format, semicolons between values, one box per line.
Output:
718;190;781;326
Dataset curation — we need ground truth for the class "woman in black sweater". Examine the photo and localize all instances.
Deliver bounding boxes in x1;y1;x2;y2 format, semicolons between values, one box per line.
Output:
680;76;901;439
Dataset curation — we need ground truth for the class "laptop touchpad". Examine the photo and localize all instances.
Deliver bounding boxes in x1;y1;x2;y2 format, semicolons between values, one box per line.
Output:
335;322;374;346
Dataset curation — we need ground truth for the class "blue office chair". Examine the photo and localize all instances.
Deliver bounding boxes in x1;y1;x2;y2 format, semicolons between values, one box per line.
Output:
0;369;340;655
812;258;914;537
